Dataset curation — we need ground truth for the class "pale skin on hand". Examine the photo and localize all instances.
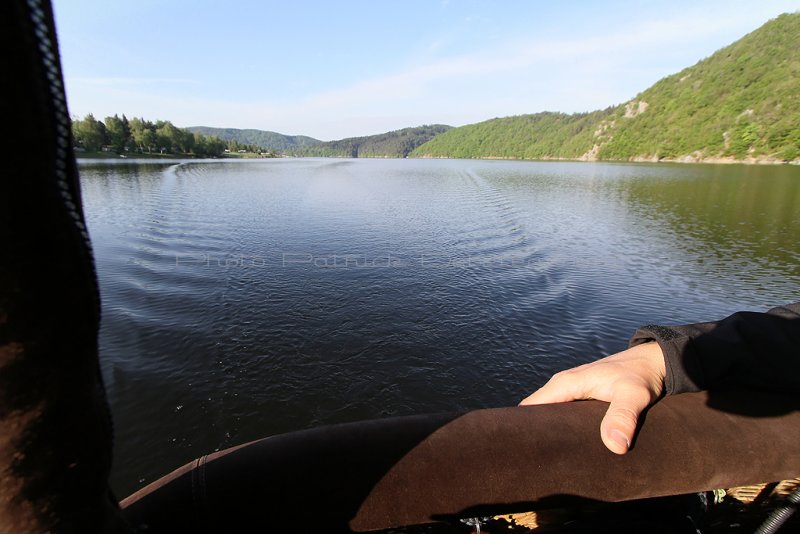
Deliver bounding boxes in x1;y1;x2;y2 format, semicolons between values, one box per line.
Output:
519;342;667;455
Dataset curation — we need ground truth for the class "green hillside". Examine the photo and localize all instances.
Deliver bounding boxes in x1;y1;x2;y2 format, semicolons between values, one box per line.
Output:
185;126;321;151
410;110;615;160
412;13;800;163
292;124;452;158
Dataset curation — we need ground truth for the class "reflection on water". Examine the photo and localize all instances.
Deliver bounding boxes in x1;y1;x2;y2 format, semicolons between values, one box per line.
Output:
619;164;800;281
78;158;800;496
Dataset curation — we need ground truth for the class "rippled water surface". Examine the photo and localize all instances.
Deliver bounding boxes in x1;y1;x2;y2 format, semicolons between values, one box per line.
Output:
79;158;800;496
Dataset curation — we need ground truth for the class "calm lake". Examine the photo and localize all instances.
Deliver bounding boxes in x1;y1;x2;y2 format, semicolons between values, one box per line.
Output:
78;158;800;497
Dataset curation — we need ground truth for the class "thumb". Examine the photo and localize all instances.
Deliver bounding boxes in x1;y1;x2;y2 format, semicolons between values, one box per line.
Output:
599;386;652;455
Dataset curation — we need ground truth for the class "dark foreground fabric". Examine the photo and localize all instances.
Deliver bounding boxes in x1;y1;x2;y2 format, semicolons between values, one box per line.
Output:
0;0;127;531
122;389;800;533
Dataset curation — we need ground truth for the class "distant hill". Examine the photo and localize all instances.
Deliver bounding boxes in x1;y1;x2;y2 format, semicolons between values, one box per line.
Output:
185;126;321;151
412;13;800;163
291;124;452;158
410;110;616;161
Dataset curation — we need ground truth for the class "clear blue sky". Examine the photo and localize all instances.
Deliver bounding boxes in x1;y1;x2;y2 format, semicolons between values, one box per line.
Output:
53;0;799;141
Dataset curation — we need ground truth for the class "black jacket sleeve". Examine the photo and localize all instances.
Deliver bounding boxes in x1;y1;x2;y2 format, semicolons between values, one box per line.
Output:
628;302;800;395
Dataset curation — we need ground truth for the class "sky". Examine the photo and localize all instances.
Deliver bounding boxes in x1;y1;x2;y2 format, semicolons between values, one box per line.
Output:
53;0;800;141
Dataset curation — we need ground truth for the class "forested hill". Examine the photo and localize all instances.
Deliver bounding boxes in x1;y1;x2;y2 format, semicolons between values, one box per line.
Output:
185;126;321;151
291;124;452;158
412;12;800;163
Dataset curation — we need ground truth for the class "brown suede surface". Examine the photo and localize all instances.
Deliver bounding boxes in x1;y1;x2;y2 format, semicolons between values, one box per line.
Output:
353;389;800;529
121;389;799;533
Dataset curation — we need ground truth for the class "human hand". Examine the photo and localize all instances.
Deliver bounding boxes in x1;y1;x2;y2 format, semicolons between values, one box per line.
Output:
519;342;666;455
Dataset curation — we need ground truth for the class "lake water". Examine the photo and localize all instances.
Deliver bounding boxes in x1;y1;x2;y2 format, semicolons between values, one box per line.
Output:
78;158;800;498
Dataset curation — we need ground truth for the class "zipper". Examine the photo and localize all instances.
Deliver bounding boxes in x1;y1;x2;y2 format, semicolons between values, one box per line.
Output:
26;0;93;249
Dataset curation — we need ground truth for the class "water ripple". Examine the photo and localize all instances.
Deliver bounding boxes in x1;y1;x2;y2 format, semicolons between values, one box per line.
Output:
79;158;800;497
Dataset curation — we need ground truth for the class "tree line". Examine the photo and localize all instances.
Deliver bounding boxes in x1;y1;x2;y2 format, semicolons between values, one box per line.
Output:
186;126;321;151
71;114;265;157
291;125;452;158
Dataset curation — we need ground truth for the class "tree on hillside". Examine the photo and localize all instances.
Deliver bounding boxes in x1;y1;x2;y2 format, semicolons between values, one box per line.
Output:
129;117;153;152
154;121;183;153
71;113;258;157
104;114;130;153
72;114;107;152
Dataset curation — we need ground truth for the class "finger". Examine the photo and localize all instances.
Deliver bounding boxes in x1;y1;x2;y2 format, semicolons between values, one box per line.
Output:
519;371;588;406
599;386;653;455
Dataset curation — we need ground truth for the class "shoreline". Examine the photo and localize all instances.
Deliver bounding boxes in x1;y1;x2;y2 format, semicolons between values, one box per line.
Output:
75;151;800;166
74;151;272;160
413;154;800;166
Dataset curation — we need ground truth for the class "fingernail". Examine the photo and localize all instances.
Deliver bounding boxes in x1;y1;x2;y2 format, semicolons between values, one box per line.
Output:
610;429;630;451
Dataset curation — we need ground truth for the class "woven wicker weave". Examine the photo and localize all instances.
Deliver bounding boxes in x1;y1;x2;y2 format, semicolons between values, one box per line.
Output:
491;479;800;532
726;478;800;504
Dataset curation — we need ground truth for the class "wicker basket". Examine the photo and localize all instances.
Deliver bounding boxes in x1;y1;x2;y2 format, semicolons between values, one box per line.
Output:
489;478;800;533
